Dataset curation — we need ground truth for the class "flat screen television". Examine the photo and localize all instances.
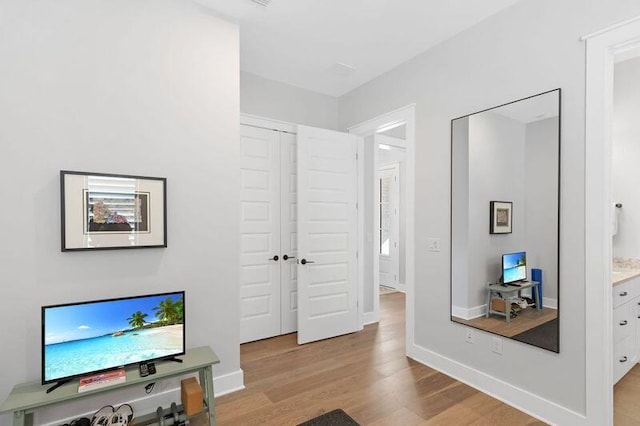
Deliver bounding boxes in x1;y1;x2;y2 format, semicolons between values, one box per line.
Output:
502;251;527;284
42;291;185;389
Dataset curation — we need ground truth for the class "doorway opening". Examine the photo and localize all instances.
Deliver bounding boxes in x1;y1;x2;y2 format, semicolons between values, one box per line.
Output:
348;104;416;354
584;16;640;425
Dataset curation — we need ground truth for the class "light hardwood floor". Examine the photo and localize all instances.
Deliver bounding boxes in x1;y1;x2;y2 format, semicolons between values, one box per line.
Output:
453;307;557;337
614;364;640;425
213;292;546;425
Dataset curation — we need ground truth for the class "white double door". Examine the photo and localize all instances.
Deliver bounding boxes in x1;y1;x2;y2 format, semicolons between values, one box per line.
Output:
240;123;360;345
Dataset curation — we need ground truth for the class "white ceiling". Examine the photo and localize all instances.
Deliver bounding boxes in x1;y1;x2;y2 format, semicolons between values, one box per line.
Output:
494;91;559;124
197;0;523;97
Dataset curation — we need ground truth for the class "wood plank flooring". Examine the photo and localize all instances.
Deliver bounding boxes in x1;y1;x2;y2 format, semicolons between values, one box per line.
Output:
614;363;640;425
453;307;558;337
214;293;545;425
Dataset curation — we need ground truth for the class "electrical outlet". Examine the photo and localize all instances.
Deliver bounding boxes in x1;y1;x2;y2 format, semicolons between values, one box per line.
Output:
427;238;441;252
465;329;474;344
491;337;503;355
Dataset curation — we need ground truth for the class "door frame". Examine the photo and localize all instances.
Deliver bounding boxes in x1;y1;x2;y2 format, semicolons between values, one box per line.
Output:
348;104;416;354
583;16;640;426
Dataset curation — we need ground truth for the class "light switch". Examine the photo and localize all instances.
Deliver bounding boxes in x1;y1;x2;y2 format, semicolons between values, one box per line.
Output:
427;238;441;252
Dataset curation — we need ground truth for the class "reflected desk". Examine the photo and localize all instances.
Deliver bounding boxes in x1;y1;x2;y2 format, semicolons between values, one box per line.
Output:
486;281;541;322
0;346;219;426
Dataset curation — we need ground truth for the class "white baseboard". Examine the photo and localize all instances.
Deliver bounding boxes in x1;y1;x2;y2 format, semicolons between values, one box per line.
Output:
543;297;558;310
214;368;245;396
451;304;486;320
395;283;407;293
407;343;585;425
362;311;380;326
39;369;245;426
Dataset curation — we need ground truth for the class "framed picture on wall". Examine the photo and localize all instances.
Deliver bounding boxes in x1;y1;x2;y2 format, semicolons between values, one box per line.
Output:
490;201;512;234
61;171;167;251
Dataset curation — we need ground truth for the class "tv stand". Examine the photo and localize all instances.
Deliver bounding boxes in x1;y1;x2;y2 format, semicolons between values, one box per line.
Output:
45;379;72;394
0;346;219;426
486;281;541;322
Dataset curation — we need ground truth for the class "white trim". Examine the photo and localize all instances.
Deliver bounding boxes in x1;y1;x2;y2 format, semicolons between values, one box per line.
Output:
452;304;487;321
581;15;640;40
372;136;380;317
408;343;585;425
347;104;417;134
542;297;558;310
240;113;297;134
348;104;416;354
362;311;380;326
358;137;366;330
214;368;245;397
584;17;640;426
395;283;407;293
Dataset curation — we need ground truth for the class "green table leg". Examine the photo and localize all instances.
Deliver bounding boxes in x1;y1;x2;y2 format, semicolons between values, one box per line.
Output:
13;410;25;426
199;366;216;426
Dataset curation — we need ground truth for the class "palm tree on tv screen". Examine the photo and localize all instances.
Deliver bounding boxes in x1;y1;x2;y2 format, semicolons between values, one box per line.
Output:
127;311;148;329
153;297;183;325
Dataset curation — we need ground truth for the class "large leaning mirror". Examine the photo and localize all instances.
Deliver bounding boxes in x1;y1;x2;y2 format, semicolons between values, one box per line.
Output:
450;89;560;353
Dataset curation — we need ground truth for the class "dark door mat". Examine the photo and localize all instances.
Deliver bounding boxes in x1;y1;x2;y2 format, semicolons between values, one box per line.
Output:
297;409;360;426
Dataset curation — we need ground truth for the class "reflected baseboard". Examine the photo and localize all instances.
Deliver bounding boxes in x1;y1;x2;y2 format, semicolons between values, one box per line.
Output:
543;297;558;309
452;304;487;320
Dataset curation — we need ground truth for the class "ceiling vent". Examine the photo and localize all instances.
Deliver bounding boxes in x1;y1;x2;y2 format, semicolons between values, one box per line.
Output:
250;0;271;6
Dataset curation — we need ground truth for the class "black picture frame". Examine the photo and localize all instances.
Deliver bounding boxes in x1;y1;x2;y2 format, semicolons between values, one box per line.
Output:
61;170;167;251
489;201;512;234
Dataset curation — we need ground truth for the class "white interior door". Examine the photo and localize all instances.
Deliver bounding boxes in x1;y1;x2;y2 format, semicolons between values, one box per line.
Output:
280;131;298;334
239;125;281;343
297;125;361;344
379;164;400;288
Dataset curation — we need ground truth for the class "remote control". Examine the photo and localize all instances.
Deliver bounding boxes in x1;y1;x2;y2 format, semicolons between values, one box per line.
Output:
139;363;149;377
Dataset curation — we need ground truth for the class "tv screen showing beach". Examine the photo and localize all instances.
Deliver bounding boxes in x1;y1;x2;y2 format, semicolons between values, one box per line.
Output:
503;252;526;284
42;291;185;383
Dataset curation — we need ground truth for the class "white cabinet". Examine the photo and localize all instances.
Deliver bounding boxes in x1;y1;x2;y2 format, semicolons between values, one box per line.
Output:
613;277;640;384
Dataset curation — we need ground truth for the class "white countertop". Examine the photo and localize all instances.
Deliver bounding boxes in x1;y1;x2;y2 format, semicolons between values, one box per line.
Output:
612;268;640;286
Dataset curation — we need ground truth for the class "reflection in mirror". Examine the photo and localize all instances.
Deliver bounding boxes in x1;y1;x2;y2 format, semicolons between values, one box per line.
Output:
450;89;560;353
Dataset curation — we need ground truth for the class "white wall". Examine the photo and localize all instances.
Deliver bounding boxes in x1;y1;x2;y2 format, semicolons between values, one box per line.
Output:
468;112;526;307
0;0;240;423
613;57;640;258
241;71;340;130
451;117;471;311
338;0;640;420
525;117;560;303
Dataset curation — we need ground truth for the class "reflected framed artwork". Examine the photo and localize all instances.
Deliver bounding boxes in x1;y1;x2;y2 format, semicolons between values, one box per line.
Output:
490;201;512;234
61;171;167;251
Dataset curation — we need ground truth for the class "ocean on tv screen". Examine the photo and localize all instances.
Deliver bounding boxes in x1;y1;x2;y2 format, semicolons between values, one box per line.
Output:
44;292;184;381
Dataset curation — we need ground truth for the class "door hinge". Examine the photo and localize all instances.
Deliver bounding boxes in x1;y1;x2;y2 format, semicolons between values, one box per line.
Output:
356;153;358;160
